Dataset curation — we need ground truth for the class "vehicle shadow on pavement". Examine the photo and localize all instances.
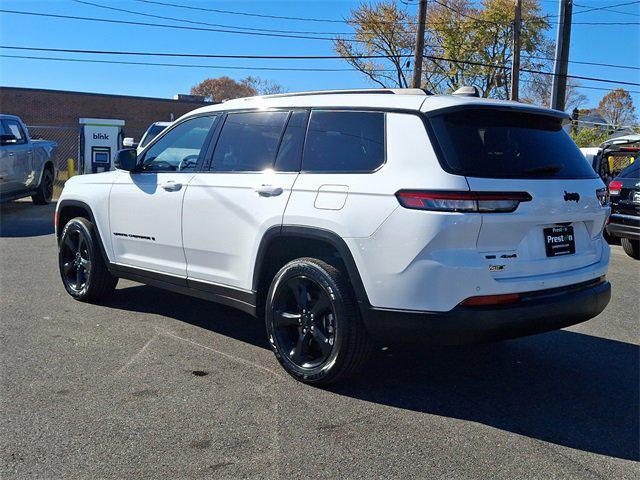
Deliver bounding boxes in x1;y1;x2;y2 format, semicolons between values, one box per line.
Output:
335;333;639;462
106;284;639;462
0;201;55;237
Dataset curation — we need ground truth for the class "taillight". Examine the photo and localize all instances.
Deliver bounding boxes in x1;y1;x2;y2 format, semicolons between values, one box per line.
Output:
395;190;532;213
609;180;622;196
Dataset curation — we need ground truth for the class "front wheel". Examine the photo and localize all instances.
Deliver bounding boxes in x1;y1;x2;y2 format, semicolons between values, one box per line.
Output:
58;217;118;301
621;237;640;259
265;258;371;385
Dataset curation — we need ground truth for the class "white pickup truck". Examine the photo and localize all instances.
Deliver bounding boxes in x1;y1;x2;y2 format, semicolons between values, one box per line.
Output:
0;114;58;204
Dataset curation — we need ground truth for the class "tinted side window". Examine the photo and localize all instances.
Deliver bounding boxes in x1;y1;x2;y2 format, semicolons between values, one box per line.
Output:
302;111;385;172
140;116;215;172
3;120;26;144
211;111;289;172
274;110;308;172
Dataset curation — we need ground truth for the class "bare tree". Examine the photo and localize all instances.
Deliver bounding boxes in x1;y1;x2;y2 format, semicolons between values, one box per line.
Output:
191;76;285;102
334;1;414;88
334;0;551;98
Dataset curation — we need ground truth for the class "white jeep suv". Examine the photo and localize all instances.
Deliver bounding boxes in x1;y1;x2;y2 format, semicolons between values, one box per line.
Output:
56;89;611;384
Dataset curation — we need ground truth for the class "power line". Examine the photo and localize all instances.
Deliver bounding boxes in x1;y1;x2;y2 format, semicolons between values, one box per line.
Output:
0;45;415;61
133;0;637;26
132;0;348;24
2;6;629;66
0;9;363;43
10;6;629;73
2;51;639;91
519;76;639;94
574;3;640;17
71;0;356;36
0;54;369;72
525;54;639;70
425;0;638;25
76;0;493;32
429;0;499;25
572;0;640;15
2;45;637;72
571;20;639;24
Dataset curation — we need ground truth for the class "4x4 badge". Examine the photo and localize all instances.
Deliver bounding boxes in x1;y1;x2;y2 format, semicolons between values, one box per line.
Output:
563;191;580;202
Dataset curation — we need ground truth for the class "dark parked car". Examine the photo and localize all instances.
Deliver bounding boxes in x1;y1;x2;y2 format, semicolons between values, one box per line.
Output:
606;162;640;259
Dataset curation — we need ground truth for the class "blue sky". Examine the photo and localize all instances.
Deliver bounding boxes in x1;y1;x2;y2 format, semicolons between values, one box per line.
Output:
0;0;638;110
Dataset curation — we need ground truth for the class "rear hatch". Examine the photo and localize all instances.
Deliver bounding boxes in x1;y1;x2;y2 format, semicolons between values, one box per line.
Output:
428;107;608;280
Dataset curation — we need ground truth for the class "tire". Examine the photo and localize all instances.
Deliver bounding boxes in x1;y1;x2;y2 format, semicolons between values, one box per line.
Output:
265;257;371;385
621;238;640;259
58;217;118;302
32;167;54;205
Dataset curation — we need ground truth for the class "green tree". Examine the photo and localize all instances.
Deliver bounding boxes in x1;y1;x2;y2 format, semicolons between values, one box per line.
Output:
570;127;610;148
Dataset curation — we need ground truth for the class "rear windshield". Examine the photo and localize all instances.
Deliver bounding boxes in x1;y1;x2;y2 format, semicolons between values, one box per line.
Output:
429;109;598;179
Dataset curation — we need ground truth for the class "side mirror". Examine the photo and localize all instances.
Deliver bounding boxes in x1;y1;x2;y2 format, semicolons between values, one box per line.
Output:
0;134;17;145
114;149;139;171
122;137;138;148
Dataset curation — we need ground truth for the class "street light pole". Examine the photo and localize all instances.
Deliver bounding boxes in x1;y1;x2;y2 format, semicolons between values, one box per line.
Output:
510;0;522;101
551;0;573;111
412;0;428;88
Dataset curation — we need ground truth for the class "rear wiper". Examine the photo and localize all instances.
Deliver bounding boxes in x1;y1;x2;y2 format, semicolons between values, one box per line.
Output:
522;164;563;176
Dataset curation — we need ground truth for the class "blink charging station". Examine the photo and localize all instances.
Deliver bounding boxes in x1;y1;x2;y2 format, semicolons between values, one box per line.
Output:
79;118;125;174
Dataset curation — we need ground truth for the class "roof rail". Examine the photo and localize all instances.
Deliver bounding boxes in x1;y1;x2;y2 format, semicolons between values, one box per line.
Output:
224;88;433;102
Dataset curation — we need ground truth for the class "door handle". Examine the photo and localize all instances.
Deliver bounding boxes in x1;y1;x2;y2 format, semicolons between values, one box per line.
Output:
255;184;283;197
161;180;183;191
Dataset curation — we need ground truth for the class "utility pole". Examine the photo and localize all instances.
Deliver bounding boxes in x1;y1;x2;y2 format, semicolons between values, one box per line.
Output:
551;0;573;111
412;0;428;88
510;0;522;101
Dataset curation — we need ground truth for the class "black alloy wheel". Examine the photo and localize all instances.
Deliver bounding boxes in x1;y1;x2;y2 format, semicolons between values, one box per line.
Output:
266;258;371;385
60;228;92;294
272;275;337;369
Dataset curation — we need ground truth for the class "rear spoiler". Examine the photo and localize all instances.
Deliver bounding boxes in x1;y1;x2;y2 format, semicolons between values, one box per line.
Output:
422;104;571;123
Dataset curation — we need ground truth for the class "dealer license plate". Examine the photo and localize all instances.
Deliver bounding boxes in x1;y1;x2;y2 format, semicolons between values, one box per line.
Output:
544;225;575;257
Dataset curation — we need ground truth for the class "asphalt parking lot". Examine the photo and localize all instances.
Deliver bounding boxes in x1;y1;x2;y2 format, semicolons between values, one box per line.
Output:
1;200;638;479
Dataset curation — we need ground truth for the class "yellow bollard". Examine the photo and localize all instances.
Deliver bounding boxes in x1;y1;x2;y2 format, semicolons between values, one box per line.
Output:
67;159;75;178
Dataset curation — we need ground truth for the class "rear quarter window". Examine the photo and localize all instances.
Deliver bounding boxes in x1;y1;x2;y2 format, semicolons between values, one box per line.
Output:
302;111;385;173
429;109;598;179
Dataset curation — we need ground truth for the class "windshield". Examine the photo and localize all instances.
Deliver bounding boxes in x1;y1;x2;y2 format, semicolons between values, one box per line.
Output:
140;124;168;148
429;109;598;179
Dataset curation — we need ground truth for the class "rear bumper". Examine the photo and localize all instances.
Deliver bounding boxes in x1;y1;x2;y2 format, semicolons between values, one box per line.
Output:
606;215;640;241
361;279;611;345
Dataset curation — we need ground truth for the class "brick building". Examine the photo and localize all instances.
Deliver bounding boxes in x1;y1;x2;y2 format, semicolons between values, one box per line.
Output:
0;86;212;140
